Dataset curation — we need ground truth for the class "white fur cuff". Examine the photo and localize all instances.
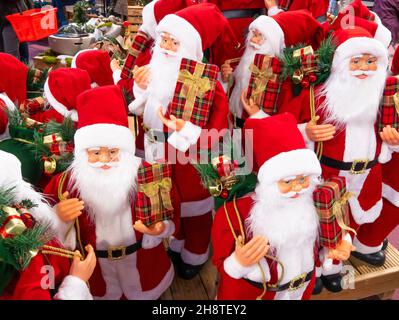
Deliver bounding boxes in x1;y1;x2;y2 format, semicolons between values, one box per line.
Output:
250;109;269;119
141;220;175;249
167;131;191;152
223;252;261;280
112;69;122;85
177;121;202;145
267;6;284;16
54;275;93;300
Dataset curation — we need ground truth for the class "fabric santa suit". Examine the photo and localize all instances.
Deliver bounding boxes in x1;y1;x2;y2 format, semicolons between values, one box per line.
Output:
130;4;230;266
212;113;322;300
0;150;92;300
0;53;28;140
228;10;325;124
280;27;390;273
44;85;180;299
391;46;399;76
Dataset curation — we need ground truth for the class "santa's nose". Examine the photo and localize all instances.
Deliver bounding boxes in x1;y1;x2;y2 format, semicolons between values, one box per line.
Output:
292;183;302;192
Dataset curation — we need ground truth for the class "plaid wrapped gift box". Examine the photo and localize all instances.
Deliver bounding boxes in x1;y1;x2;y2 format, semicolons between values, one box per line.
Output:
246;54;282;115
168;58;219;127
121;31;152;80
378;76;399;131
135;162;174;227
313;176;355;249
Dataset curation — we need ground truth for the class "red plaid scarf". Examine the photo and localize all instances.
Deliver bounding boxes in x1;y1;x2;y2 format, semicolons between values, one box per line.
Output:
168;58;219;127
378;76;399;131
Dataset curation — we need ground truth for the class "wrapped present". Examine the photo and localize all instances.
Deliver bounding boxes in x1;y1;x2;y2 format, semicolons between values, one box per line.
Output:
135;162;174;227
313;176;356;249
378;76;399;131
0;206;27;239
246;54;282;115
20;97;46;115
292;46;319;86
168;58;219;127
121;31;152;79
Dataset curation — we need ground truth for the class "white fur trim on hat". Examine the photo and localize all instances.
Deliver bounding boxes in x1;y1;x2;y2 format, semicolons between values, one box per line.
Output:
248;15;285;56
139;0;159;39
44;80;78;122
74;123;135;154
258;148;322;184
156;14;203;61
375;23;392;48
71;48;99;69
333;37;388;70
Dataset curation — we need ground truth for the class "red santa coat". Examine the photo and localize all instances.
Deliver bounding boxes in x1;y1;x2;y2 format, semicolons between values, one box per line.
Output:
285;88;383;225
44;170;181;300
0;99;8;137
212;194;316;300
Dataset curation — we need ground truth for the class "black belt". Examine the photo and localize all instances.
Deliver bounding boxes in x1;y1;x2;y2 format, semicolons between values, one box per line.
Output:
222;8;266;20
244;270;314;292
96;241;142;260
233;115;245;128
320;155;378;175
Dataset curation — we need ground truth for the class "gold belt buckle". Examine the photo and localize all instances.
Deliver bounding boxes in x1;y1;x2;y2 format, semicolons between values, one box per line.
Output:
350;159;369;175
107;246;127;261
288;272;307;291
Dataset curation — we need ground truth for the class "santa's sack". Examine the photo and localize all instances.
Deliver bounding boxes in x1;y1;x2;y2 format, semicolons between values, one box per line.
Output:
168;58;219;127
313;176;354;249
135;161;174;227
246;53;282;115
378;75;399;131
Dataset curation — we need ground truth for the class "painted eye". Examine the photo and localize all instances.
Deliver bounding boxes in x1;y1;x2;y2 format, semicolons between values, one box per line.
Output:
284;180;291;185
299;177;306;184
94;151;99;156
353;59;359;64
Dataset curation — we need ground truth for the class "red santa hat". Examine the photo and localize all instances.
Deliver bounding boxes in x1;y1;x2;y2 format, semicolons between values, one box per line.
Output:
333;0;391;48
244;113;321;184
141;0;201;39
0;150;23;184
74;85;134;154
0;53;28;106
248;10;325;53
391;46;399;75
156;3;240;61
332;26;388;70
44;68;92;122
71;49;114;87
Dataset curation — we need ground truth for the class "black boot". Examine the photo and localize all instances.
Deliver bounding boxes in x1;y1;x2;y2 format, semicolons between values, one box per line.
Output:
382;239;388;251
167;248;182;267
312;277;324;295
177;261;204;280
320;273;343;293
351;250;386;267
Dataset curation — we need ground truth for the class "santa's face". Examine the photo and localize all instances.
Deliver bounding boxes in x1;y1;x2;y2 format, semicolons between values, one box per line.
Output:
277;175;311;199
86;147;120;170
249;29;265;49
159;32;180;55
349;54;378;79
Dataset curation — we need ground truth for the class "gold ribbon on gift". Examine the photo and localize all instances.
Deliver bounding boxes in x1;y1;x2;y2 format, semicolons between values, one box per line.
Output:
0;206;27;238
248;57;278;104
24;117;43;128
393;92;399;115
331;192;357;236
43;133;63;145
139;177;174;218
178;64;212;121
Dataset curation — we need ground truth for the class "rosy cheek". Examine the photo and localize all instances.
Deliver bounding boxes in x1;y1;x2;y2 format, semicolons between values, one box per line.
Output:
278;183;291;194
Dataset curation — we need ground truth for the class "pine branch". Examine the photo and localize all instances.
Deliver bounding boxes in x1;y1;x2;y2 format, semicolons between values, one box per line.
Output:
6;107;24;127
44;117;76;141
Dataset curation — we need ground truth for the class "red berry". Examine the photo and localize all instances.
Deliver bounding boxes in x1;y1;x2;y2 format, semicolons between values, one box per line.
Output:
220;190;229;199
308;74;317;83
123;21;130;28
301;80;310;88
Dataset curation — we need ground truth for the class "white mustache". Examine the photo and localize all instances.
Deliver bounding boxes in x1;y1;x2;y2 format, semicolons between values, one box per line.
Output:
249;42;261;50
280;187;310;199
350;70;375;76
160;48;178;57
88;162;119;168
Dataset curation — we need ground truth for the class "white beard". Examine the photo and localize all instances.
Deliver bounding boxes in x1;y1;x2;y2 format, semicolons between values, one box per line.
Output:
143;40;197;130
318;58;387;129
229;37;277;118
246;178;319;283
69;150;141;224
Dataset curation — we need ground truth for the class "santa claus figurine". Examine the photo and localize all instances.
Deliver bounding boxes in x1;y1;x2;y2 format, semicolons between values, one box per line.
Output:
391;46;399;76
128;3;230;279
0;151;95;300
212;113;353;300
44;85;180;299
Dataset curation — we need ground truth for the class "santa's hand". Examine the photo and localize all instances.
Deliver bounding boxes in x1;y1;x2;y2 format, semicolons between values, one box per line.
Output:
110;58;122;72
241;90;260;116
158;107;185;132
235;235;270;267
221;61;233;83
327;240;356;261
264;0;277;9
69;245;96;283
55;191;84;222
305;116;336;142
133;220;166;236
133;65;151;90
380;125;399;146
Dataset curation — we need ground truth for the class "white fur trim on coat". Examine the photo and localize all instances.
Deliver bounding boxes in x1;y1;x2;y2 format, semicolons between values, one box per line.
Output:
167;121;201;152
54;275;93;300
112;69;122;85
181;246;210;266
0;93;16;111
248;15;285;56
258;149;322;184
156;14;203;61
348;197;382;225
333;37;388;71
224;253;270;282
74;123;135;154
141;220;175;249
353;236;383;254
139;0;158;39
44;80;78;122
382;183;399;207
180;196;214;218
